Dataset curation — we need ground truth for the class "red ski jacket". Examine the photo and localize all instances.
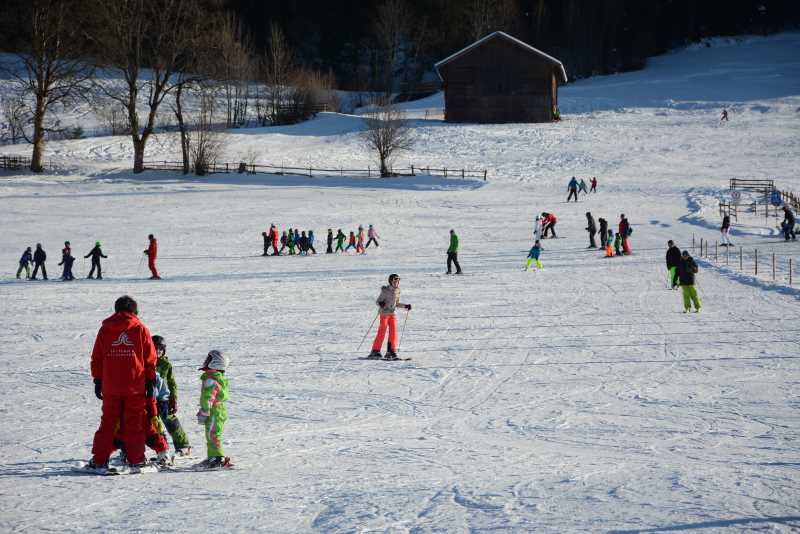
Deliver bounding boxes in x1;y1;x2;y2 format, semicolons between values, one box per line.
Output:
90;312;157;396
147;239;157;260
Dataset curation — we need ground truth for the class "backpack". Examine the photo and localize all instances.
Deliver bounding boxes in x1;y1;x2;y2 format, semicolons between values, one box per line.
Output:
627;226;633;236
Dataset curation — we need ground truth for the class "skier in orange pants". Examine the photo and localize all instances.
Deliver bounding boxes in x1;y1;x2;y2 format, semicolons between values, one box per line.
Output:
368;274;411;361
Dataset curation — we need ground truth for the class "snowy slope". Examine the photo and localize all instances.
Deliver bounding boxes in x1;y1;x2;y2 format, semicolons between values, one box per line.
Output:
1;33;799;533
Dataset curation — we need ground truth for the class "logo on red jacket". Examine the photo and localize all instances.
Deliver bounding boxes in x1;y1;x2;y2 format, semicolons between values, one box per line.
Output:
111;332;134;347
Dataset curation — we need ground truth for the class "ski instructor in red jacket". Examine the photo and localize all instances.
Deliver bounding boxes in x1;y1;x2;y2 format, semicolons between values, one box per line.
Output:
88;295;157;470
144;234;160;279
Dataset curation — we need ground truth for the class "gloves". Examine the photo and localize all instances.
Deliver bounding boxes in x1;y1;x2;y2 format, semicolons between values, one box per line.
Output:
197;413;208;425
145;378;157;398
378;300;386;307
168;396;177;415
405;304;412;311
93;378;102;400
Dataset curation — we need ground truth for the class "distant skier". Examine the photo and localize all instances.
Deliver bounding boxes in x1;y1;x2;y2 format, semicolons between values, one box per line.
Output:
368;274;411;360
144;234;160;279
293;229;301;253
31;243;48;280
279;231;288;254
335;229;346;253
287;229;296;255
85;241;107;279
578;178;588;195
446;229;462;275
677;251;701;313
152;335;191;456
308;230;317;254
590;177;598;193
541;212;557;238
345;231;357;252
525;240;543;271
16;246;32;279
298;231;308;255
261;231;269;256
720;108;729;122
619;214;632;255
782;206;796;241
665;240;681;289
720;213;734;247
59;241;75;281
366;224;380;248
269;224;280;255
196;350;232;469
567;177;579;202
585;212;597;248
605;230;615;257
613;232;622;256
356;226;366;254
598;217;608;248
326;229;334;254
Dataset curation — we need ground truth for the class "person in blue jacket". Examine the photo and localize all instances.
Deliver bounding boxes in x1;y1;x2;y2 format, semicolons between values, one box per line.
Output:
567;177;579;202
16;247;33;279
307;230;316;254
525;240;543;271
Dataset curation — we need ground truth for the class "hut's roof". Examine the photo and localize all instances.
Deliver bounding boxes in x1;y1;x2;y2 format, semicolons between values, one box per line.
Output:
435;31;568;83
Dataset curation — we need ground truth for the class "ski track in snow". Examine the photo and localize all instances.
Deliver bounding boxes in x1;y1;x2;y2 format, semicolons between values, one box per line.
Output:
1;32;800;533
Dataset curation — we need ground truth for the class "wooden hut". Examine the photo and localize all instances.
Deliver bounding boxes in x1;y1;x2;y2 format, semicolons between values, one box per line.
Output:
435;31;567;123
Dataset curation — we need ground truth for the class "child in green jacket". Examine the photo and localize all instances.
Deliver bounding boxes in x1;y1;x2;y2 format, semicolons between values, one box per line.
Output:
197;350;231;469
152;335;191;455
614;232;623;256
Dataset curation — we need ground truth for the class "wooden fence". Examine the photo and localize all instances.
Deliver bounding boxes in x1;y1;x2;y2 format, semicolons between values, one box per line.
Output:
0;154;56;172
692;233;795;286
143;160;488;181
720;178;799;222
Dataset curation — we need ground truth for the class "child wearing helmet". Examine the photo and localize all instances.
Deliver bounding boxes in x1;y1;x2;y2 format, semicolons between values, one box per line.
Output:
368;274;411;360
196;350;231;469
84;241;107;279
152;335;191;455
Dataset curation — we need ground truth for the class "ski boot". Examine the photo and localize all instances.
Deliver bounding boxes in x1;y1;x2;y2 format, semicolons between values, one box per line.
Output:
154;450;171;466
84;460;109;474
174;447;192;457
204;456;232;469
367;350;383;360
384;348;399;361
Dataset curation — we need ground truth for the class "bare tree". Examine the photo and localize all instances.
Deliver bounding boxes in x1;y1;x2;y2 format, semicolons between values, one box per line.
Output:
211;16;253;128
372;0;411;95
187;88;222;176
361;100;414;177
90;0;200;173
0;97;28;144
4;0;92;171
263;23;295;124
463;0;520;41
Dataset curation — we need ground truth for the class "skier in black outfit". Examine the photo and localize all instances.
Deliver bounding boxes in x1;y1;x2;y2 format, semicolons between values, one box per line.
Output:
598;218;608;248
31;243;48;280
665;240;682;289
85;241;107;279
585;212;597;248
326;229;333;254
782;206;796;241
261;231;269;256
59;241;75;280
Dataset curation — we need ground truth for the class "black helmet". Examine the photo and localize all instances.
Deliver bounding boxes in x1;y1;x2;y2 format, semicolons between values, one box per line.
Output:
388;274;400;284
152;335;166;352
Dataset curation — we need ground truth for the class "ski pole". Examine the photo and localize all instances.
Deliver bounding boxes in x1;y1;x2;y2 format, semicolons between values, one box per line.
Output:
137;253;145;276
398;309;410;350
356;313;379;354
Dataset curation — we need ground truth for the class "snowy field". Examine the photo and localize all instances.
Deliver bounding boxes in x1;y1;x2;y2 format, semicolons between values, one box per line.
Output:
1;34;799;532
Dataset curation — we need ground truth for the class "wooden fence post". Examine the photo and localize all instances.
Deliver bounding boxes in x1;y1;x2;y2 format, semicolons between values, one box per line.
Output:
462;169;465;179
772;253;776;281
755;249;758;276
444;168;447;178
692;233;695;252
715;241;718;262
739;247;743;271
790;258;793;286
484;170;487;181
411;165;414;175
309;167;312;177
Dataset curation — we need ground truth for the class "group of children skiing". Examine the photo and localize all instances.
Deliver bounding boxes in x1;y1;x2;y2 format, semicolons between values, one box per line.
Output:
262;224;380;256
15;236;161;281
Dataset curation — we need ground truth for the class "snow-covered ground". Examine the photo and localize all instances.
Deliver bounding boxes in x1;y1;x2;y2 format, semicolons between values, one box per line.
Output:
1;33;799;533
